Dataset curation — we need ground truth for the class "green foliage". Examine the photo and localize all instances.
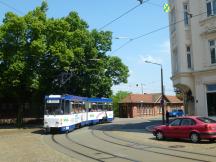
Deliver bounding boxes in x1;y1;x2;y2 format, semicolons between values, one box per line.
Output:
0;2;129;126
106;56;129;85
112;91;131;117
176;93;183;101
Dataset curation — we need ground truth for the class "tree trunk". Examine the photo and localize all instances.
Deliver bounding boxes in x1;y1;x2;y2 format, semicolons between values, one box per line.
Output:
16;104;24;128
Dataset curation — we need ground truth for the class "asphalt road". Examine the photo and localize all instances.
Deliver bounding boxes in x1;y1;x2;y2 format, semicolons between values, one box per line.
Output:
44;118;216;162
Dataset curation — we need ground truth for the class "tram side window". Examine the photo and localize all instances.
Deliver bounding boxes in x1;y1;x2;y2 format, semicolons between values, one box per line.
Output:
91;103;97;112
97;103;103;111
71;102;86;114
80;102;86;112
103;104;110;111
108;104;112;111
102;104;107;111
71;103;78;113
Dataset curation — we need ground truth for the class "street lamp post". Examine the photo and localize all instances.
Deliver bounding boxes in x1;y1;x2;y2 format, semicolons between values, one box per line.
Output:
145;61;165;124
136;83;145;94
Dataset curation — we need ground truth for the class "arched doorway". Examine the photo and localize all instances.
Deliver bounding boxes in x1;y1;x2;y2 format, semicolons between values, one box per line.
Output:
174;84;195;115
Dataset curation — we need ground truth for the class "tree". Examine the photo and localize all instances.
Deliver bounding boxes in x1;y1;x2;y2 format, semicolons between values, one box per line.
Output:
0;2;129;127
111;91;131;117
174;88;183;101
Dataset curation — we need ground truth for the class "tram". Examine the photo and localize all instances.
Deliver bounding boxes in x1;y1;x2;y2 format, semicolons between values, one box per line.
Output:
44;94;113;133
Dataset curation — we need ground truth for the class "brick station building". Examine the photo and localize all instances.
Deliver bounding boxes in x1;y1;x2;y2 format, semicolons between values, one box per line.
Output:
118;93;183;118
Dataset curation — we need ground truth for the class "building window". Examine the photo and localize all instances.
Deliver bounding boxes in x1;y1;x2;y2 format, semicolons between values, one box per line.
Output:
207;84;216;92
206;0;216;16
170;9;176;34
183;3;189;26
209;40;216;64
186;46;192;68
173;48;178;73
159;107;162;113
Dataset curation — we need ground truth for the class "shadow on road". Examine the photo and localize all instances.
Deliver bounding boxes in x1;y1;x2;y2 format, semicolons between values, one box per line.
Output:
31;129;44;135
88;119;162;134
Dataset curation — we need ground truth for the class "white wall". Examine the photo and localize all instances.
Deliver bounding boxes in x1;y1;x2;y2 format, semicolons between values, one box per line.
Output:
169;0;216;116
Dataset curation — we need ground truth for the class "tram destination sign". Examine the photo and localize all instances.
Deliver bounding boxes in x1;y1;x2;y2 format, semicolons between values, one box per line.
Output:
46;99;60;103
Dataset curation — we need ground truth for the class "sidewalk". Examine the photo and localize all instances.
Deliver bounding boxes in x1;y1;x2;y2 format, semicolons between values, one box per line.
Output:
0;128;80;162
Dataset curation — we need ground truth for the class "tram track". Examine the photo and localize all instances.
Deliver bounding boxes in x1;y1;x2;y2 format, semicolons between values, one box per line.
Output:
51;135;103;162
102;129;216;158
47;122;216;162
90;128;215;162
51;133;140;162
65;133;140;162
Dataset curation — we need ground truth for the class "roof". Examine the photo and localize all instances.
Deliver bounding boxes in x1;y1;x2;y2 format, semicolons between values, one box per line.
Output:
64;95;87;101
119;94;153;103
45;95;112;103
166;95;183;104
87;97;112;103
119;94;182;104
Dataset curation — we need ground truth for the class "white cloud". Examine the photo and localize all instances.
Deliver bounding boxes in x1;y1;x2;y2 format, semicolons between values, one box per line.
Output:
137;40;171;65
139;55;162;64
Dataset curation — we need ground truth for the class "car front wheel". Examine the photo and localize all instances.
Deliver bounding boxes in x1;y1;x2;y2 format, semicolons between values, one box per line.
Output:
156;131;164;140
190;133;200;143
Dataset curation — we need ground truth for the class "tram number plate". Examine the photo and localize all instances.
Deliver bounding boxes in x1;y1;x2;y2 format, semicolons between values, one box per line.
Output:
66;126;69;130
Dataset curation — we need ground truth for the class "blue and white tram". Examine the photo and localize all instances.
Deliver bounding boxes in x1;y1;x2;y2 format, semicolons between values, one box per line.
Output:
44;94;113;133
87;97;113;124
44;95;87;133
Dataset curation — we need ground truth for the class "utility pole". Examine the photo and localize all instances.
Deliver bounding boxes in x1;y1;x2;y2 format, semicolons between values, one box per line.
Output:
141;83;144;94
145;61;165;124
136;83;144;94
161;66;165;125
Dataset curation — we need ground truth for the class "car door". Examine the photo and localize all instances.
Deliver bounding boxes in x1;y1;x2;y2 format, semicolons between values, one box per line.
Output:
165;118;182;138
179;118;196;138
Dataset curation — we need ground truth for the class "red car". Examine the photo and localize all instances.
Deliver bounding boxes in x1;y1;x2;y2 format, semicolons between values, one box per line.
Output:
152;116;216;143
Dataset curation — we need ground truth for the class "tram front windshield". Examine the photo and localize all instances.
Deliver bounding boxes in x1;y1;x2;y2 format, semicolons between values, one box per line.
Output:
45;100;63;115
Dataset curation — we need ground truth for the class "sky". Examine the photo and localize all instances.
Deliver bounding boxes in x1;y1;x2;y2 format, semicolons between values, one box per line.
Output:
0;0;175;95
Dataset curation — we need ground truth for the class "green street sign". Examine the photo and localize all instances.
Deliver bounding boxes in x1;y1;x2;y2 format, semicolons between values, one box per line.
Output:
163;3;170;13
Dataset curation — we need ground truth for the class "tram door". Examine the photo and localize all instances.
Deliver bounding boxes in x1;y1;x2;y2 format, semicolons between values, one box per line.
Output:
64;100;70;115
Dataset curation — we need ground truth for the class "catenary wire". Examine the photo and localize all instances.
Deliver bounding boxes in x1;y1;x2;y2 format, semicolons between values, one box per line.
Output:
111;10;208;54
0;1;24;15
99;0;151;30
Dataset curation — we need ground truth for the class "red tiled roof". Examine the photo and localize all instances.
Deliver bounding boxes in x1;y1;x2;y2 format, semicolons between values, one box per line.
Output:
166;95;182;103
119;94;182;104
119;94;155;103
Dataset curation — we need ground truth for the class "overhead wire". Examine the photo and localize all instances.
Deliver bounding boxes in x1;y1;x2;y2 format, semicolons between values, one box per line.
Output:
0;1;24;15
111;10;208;54
99;0;151;30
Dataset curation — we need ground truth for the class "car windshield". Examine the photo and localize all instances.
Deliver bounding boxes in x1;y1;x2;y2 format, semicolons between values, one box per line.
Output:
196;117;216;123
